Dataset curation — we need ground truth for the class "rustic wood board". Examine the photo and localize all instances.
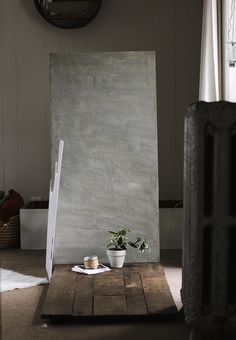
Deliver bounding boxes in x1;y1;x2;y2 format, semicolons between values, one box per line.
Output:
41;263;178;320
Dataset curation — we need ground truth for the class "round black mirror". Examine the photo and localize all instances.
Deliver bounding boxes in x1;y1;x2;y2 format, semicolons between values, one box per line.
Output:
34;0;102;29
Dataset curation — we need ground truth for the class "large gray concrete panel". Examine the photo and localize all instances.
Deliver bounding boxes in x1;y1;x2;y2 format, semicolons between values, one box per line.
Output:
51;52;159;264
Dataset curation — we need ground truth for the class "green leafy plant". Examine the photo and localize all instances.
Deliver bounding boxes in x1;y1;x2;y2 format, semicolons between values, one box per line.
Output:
106;228;151;254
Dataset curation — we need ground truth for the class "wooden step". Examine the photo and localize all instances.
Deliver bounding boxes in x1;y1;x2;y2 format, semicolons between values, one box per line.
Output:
41;263;178;320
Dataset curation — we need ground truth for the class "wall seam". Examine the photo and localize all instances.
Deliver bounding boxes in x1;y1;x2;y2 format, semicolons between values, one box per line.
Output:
173;0;177;199
43;32;48;201
14;0;19;192
0;0;6;191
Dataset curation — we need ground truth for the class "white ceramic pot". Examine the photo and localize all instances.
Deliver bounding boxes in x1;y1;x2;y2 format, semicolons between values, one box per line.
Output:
107;249;126;268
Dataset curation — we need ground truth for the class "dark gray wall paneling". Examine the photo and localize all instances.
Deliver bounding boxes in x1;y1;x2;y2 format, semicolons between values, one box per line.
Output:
0;0;203;201
0;0;18;192
51;52;159;264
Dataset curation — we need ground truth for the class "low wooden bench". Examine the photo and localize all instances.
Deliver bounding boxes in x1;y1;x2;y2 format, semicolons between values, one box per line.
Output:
41;263;178;320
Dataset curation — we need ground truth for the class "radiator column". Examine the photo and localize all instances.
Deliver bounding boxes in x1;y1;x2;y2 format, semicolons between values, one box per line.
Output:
182;101;236;340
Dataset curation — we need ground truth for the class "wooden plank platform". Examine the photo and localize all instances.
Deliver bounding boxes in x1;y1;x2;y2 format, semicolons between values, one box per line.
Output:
41;263;178;320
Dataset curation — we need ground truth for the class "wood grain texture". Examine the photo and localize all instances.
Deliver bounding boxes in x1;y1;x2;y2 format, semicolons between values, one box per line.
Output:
41;265;77;317
124;272;147;315
94;295;127;316
41;263;178;320
141;275;177;314
94;271;124;296
73;275;93;316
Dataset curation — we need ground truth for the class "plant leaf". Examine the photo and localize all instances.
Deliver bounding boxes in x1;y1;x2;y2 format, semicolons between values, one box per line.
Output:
128;241;138;248
108;231;117;235
118;228;131;235
117;236;124;245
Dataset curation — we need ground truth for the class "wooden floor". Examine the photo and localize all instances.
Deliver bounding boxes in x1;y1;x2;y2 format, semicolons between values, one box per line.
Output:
41;263;178;320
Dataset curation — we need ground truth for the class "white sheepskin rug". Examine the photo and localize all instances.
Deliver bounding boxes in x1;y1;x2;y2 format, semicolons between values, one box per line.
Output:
0;268;48;293
163;267;182;311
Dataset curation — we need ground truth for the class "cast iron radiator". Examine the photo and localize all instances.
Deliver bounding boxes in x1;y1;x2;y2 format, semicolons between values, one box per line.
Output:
182;101;236;340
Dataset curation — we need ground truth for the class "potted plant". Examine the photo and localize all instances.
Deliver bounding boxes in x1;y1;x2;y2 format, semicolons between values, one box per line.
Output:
106;228;151;268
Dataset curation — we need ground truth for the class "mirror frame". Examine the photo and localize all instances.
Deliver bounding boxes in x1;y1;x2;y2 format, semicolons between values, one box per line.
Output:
34;0;102;29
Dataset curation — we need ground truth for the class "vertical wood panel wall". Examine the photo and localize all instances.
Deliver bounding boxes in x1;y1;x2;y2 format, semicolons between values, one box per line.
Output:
0;0;203;202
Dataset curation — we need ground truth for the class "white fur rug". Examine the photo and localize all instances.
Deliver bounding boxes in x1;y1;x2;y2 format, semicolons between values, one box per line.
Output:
164;267;182;311
0;268;48;293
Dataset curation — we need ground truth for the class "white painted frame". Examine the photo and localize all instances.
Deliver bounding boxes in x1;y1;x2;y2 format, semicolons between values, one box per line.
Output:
46;140;64;281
